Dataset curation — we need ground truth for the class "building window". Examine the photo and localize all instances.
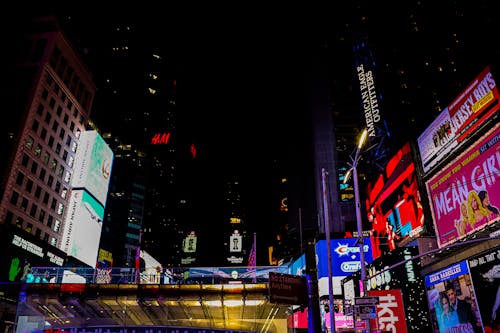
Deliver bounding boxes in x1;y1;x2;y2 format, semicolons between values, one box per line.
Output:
68;155;74;168
61;187;68;199
57;165;64;177
35;228;41;238
51;121;59;132
39;168;46;182
50;237;57;247
59;128;65;140
43;233;49;242
30;203;37;217
38;209;46;223
16;172;24;186
43;192;49;205
31;119;39;132
64;114;69;124
31;161;38;174
48;135;54;148
20;197;28;212
50;198;57;210
34;186;42;199
25;136;34;150
55;181;61;193
64;170;71;183
10;191;19;205
40;128;47;140
47;175;54;187
34;144;42;156
56;143;61;154
49;97;56;109
25;179;33;193
69;121;75;131
22;154;29;167
47;215;53;228
25;223;33;233
62;150;68;162
56;105;63;117
54;219;61;233
65;136;71;147
44;112;51;125
50;158;57;171
15;217;23;228
37;104;45;115
42;152;50;164
57;203;64;216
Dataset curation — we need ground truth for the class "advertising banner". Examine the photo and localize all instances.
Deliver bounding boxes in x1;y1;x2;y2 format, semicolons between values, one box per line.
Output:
426;124;500;248
467;247;500;333
0;227;66;282
60;190;104;267
418;66;500;173
71;130;113;207
342;247;431;333
368;289;407;333
424;261;484;333
365;143;426;259
316;238;373;296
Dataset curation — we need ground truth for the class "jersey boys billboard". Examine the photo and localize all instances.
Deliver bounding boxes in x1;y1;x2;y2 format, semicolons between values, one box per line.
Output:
425;123;500;248
418;66;500;174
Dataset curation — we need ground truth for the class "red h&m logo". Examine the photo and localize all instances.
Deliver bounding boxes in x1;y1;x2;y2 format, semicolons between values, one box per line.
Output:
151;132;171;144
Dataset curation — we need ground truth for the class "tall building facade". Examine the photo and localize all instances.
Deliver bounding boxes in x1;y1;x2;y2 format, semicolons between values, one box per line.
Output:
1;16;93;257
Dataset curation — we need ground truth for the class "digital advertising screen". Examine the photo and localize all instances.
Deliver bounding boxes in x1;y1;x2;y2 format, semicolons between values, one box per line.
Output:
342;246;431;333
71;130;114;207
365;143;426;259
60;189;104;267
424;261;484;333
316;238;373;296
425;123;500;248
418;66;500;174
467;247;500;333
0;226;66;282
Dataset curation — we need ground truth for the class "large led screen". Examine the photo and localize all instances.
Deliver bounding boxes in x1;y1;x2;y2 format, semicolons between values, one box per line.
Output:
365;143;426;259
342;246;431;333
424;261;484;333
60;189;104;267
426;123;500;248
0;227;66;282
71;130;113;207
316;238;373;296
418;66;500;174
467;247;500;333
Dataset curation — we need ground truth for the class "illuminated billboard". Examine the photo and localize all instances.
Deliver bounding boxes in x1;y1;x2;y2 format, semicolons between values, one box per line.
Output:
426;123;500;248
365;143;426;259
424;261;484;333
0;226;66;282
71;130;113;207
316;238;373;296
60;189;104;267
418;66;500;174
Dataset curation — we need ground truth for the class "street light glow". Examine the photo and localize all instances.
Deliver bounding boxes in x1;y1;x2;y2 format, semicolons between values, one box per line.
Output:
358;128;368;149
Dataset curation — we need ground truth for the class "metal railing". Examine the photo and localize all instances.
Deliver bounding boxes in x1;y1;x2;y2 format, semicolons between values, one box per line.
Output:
27;265;290;285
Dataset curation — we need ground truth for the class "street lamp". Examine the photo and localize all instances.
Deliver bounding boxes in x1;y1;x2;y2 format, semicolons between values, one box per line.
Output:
344;129;368;296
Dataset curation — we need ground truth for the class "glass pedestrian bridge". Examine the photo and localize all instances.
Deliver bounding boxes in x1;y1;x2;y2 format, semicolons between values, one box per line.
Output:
15;266;293;333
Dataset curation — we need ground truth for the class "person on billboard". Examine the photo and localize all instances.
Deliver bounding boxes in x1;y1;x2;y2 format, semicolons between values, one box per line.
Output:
438;292;460;330
385;219;400;251
454;202;469;236
444;282;481;333
478;190;500;220
467;190;490;228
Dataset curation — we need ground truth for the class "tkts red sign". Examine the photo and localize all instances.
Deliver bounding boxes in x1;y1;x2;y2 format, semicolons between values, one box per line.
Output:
368;289;407;333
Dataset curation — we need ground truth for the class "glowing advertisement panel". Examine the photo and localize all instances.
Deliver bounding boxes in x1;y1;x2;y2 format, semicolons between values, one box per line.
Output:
425;124;500;248
368;289;407;333
60;190;104;267
316;238;373;296
467;246;500;333
365;143;425;259
418;66;500;173
288;253;306;276
342;247;431;333
71;130;113;207
424;261;484;333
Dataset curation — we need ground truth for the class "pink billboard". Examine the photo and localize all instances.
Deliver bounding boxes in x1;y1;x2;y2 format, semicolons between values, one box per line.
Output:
426;123;500;248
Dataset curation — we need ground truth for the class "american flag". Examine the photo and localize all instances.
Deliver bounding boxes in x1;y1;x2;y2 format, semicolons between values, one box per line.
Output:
248;239;257;267
247;233;257;283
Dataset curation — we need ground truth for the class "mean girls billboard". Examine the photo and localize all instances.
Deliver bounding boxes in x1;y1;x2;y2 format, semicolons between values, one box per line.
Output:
418;66;500;174
426;123;500;248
